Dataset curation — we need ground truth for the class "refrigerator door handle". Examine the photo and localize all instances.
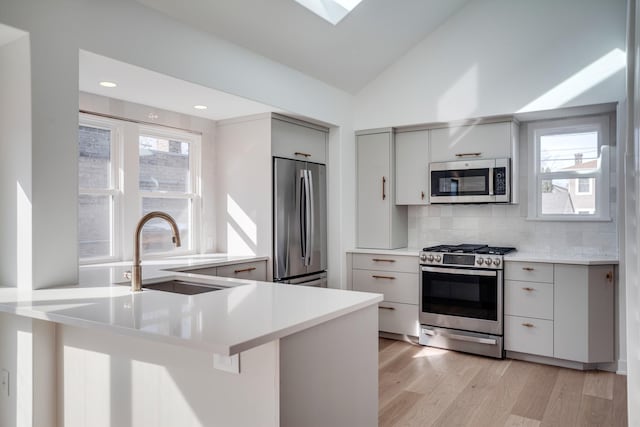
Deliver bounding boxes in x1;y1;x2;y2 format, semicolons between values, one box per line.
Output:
306;169;314;267
299;171;306;262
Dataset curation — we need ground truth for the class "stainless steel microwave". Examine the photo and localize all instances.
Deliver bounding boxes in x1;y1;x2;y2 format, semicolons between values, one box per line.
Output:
429;158;510;204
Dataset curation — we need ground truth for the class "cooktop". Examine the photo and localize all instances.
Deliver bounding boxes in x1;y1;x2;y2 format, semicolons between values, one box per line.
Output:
422;244;516;255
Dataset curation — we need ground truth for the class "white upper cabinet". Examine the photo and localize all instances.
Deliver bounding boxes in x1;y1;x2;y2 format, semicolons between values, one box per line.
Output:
356;130;407;249
395;130;429;205
430;121;517;163
271;117;327;164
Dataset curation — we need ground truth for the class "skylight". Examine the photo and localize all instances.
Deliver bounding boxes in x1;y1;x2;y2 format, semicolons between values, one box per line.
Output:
294;0;364;25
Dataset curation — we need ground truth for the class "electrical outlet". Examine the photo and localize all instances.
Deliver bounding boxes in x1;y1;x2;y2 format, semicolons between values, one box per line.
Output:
1;369;9;397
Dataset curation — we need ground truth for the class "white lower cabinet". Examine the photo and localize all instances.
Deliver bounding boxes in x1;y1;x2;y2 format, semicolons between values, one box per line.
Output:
179;260;268;281
505;315;554;357
504;261;615;364
349;252;419;337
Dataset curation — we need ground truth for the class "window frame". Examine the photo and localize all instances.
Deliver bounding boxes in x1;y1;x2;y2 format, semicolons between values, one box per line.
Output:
78;114;123;264
136;125;201;258
527;114;611;222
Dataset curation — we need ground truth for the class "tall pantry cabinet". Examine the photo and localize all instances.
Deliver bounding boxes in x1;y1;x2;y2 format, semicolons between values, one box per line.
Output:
356;129;407;249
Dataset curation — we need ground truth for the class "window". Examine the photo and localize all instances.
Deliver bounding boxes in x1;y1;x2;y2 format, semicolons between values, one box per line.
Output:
527;115;611;221
78;115;201;262
138;128;199;255
78;117;120;261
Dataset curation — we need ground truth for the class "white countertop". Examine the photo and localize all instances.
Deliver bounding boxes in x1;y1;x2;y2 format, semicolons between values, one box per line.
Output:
0;255;382;356
504;252;619;265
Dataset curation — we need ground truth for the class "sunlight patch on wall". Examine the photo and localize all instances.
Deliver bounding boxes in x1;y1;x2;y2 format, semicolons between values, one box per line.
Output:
437;64;478;123
226;194;257;255
17;182;32;290
518;48;626;113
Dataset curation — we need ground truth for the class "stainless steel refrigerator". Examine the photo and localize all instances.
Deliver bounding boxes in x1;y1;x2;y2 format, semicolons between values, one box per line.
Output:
273;157;327;287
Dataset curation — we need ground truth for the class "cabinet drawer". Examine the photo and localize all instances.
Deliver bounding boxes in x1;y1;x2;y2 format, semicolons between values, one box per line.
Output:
505;261;553;283
272;118;327;163
179;266;218;276
505;315;553;357
505;280;553;320
352;253;418;273
216;261;267;281
352;270;418;304
378;302;419;337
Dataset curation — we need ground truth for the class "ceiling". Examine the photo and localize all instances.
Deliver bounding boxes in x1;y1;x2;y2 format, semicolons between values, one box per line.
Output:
79;50;281;121
135;0;470;93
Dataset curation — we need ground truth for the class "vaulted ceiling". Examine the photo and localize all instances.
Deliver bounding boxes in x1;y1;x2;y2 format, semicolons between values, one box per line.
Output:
135;0;470;93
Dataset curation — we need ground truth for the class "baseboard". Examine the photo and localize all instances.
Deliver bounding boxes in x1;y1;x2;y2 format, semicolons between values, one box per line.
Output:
507;351;625;373
379;331;419;344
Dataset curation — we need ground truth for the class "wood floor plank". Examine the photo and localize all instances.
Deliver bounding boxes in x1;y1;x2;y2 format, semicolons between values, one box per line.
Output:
576;395;613;426
469;360;533;427
504;414;541;427
377;339;627;427
379;337;396;351
540;368;585;427
583;370;615;400
510;364;559;421
612;374;628;427
430;359;512;427
379;390;423;427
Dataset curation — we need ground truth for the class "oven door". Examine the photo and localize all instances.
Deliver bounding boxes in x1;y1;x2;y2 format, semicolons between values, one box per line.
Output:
419;266;502;335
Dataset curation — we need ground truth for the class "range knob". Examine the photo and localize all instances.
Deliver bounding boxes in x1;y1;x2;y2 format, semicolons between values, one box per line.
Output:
435;255;442;262
427;254;435;262
420;253;427;262
493;258;501;266
476;257;484;265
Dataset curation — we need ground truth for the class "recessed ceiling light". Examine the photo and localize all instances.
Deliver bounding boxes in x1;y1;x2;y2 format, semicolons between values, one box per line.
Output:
99;81;117;88
193;105;208;110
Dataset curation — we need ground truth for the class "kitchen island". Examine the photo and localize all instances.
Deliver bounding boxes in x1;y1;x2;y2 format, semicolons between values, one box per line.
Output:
0;257;382;427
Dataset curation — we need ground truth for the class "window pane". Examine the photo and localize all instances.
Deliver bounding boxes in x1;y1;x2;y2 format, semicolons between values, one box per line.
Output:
139;135;190;192
539;131;598;173
79;125;111;189
79;194;112;258
541;178;596;215
141;197;190;253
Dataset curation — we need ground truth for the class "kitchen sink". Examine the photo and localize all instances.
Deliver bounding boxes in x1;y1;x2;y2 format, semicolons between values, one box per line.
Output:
142;280;227;295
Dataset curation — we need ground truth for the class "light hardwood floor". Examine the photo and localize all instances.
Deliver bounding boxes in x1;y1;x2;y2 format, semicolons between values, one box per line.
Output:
378;338;627;427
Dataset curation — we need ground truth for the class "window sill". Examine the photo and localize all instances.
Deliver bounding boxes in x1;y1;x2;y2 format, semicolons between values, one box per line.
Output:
526;216;612;222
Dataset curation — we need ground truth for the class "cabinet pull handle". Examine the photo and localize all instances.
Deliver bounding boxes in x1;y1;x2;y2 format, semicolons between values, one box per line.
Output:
522;323;535;328
372;275;396;280
382;176;386;200
372;258;395;263
234;267;257;274
421;191;425;200
522;267;535;271
455;152;482;157
522;287;535;292
294;151;311;158
606;271;613;282
378;306;396;311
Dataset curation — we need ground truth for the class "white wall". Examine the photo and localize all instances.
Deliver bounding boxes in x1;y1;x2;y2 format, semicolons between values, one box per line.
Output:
0;34;31;288
0;0;353;289
354;0;627;129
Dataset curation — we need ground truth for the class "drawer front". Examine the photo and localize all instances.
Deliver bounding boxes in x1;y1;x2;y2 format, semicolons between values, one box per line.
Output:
352;253;418;273
505;280;554;320
378;302;419;336
216;261;267;281
505;261;553;283
180;266;218;276
352;270;418;304
505;315;553;357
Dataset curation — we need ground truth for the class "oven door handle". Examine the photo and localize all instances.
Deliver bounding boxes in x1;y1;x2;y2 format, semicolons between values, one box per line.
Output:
421;266;497;277
422;329;497;345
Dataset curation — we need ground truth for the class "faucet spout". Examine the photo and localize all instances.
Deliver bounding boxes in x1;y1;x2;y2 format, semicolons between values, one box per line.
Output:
131;211;182;292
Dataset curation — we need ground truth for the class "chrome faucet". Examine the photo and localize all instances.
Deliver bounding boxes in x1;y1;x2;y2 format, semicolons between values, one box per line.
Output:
130;211;181;292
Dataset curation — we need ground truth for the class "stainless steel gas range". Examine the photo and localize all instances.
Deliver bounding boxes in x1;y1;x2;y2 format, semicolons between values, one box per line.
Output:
418;244;516;358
